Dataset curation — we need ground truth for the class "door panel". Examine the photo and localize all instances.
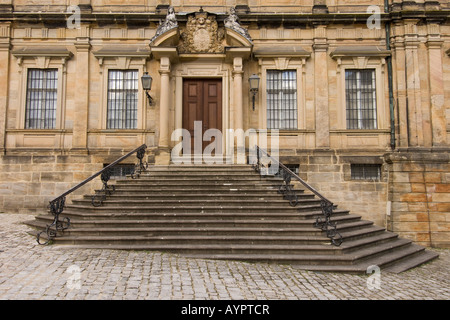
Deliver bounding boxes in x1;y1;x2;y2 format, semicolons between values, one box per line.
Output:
182;79;222;154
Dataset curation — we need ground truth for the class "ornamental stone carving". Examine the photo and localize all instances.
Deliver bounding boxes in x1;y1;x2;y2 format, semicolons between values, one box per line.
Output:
178;11;225;54
150;6;178;43
224;7;252;42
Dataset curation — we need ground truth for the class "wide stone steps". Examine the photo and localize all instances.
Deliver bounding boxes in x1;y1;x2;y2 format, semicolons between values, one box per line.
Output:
63;204;333;214
25;164;439;273
28;220;374;238
32;213;362;228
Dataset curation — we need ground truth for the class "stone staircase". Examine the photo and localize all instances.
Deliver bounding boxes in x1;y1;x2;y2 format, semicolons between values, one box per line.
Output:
25;164;439;273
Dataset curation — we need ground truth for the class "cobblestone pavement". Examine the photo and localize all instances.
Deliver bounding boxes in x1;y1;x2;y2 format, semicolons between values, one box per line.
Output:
1;214;449;300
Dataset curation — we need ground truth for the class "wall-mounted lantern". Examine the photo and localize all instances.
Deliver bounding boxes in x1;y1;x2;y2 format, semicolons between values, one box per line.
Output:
141;72;153;106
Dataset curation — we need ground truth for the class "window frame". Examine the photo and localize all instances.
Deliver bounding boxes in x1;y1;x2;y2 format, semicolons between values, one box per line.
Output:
13;49;72;131
257;58;307;131
344;68;378;130
94;54;149;131
106;69;139;130
350;163;382;181
24;68;59;130
266;69;299;130
332;55;389;132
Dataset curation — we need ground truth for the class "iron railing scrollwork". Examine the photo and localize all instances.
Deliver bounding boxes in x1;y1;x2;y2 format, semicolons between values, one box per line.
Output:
252;145;343;246
131;147;148;179
36;144;148;245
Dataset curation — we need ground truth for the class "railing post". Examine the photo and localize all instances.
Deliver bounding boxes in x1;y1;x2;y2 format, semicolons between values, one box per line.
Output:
254;144;343;246
36;144;147;245
37;196;70;245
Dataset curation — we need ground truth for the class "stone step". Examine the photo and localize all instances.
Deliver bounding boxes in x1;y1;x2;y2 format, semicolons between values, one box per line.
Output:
381;248;440;273
45;208;351;222
64;203;328;214
74;197;319;207
103;189;306;196
27;219;374;240
142;170;261;176
121;175;284;180
33;213;361;228
33;229;404;257
111;185;300;193
33;214;362;230
85;193;315;201
178;238;414;266
27;161;439;273
290;244;430;273
114;181;286;187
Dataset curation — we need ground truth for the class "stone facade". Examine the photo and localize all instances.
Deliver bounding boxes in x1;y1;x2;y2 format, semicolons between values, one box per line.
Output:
0;0;449;247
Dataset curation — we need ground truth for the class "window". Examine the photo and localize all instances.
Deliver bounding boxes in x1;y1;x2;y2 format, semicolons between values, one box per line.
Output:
266;70;297;130
275;164;300;177
351;164;381;180
107;70;138;129
25;69;58;129
345;69;377;129
105;164;136;179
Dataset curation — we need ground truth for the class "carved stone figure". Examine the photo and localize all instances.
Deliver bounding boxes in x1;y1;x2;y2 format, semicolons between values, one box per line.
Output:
224;7;252;42
150;6;178;43
178;11;225;54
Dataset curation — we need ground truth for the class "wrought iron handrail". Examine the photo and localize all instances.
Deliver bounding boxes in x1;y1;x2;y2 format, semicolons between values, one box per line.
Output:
253;145;343;246
37;144;148;245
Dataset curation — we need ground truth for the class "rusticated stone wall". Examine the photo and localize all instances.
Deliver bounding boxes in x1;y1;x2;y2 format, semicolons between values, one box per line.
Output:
0;151;154;214
385;151;450;248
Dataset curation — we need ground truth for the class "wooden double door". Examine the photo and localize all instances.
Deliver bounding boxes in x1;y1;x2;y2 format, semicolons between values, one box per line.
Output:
182;79;222;153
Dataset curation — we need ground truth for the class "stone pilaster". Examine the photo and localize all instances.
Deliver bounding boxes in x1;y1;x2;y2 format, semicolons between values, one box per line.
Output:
0;22;10;154
72;26;90;153
404;19;426;147
313;24;330;149
426;22;446;147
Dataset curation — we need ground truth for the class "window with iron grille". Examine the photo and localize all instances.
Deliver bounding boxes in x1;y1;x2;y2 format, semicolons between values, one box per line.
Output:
105;164;135;179
351;164;381;180
107;70;138;129
25;68;58;129
266;70;297;130
345;69;377;130
275;164;300;177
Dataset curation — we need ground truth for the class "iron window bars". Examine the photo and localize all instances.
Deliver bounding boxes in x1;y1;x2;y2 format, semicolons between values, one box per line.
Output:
107;69;138;129
266;70;298;130
345;69;377;130
351;164;381;181
25;68;58;129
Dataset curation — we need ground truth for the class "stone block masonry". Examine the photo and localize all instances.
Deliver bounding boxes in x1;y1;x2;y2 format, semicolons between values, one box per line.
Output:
0;150;154;214
0;153;102;214
282;149;388;229
385;151;450;248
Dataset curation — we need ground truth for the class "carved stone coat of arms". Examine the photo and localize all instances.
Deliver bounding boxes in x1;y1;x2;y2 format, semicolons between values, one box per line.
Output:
178;11;225;54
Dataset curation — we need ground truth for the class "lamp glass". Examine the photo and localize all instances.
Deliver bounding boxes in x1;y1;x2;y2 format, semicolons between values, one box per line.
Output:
249;74;260;91
141;72;152;91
